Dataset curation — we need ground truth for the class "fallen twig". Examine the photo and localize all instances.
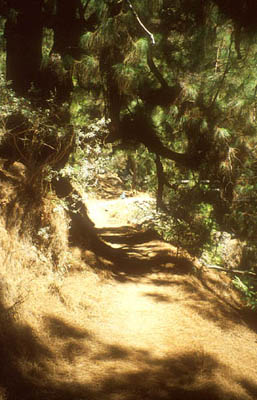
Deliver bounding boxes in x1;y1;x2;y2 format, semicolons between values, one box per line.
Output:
202;263;257;277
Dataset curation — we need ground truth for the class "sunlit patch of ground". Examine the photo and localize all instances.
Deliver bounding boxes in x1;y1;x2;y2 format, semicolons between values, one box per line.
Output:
86;193;154;228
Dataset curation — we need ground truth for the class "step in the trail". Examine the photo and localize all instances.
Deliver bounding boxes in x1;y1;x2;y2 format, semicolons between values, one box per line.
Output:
98;227;162;246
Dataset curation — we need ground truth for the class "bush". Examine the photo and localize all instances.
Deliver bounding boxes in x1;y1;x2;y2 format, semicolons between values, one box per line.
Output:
0;74;74;193
233;276;257;311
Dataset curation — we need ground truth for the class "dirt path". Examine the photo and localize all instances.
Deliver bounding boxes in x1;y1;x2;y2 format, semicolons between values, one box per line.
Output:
47;196;256;400
1;194;257;400
86;193;154;228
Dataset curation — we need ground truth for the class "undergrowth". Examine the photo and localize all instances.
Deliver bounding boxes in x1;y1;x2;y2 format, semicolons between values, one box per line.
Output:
233;276;257;311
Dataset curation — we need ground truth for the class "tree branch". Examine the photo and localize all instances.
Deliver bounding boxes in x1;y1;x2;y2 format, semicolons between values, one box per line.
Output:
125;0;155;44
83;0;91;14
147;45;169;89
210;34;233;107
125;0;170;89
120;114;198;168
142;133;194;168
202;263;257;277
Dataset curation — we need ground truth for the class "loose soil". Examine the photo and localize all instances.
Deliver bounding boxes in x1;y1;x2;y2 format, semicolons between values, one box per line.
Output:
0;186;257;400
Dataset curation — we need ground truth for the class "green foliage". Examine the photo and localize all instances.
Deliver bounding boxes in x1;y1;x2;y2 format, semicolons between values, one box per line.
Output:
42;28;54;61
150;184;218;257
233;276;257;311
0;17;5;73
0;74;74;192
60;117;120;191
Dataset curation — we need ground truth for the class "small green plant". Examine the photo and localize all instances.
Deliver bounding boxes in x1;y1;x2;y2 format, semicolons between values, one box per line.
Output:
233;276;257;310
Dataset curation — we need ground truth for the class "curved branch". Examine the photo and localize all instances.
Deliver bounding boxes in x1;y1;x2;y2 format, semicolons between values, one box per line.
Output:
148;141;194;168
119;109;204;169
120;116;196;168
125;1;179;99
202;263;257;277
147;44;169;89
125;0;155;44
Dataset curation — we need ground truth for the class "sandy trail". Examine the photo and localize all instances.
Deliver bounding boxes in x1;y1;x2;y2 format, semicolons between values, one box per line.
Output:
49;196;256;400
3;194;256;400
86;193;154;228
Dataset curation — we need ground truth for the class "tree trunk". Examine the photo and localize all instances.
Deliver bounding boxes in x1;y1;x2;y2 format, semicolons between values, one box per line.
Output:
52;0;85;59
5;0;43;94
99;46;123;141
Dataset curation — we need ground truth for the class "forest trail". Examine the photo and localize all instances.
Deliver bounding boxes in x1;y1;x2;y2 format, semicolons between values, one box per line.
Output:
57;194;257;400
1;191;257;400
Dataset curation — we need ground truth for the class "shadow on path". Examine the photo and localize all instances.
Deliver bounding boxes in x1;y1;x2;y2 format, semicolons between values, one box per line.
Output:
1;222;256;400
90;225;257;335
1;291;257;400
93;225;194;278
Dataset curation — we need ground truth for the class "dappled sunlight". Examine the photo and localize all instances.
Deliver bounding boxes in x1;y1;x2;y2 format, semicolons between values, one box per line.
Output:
0;186;256;400
1;257;257;400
